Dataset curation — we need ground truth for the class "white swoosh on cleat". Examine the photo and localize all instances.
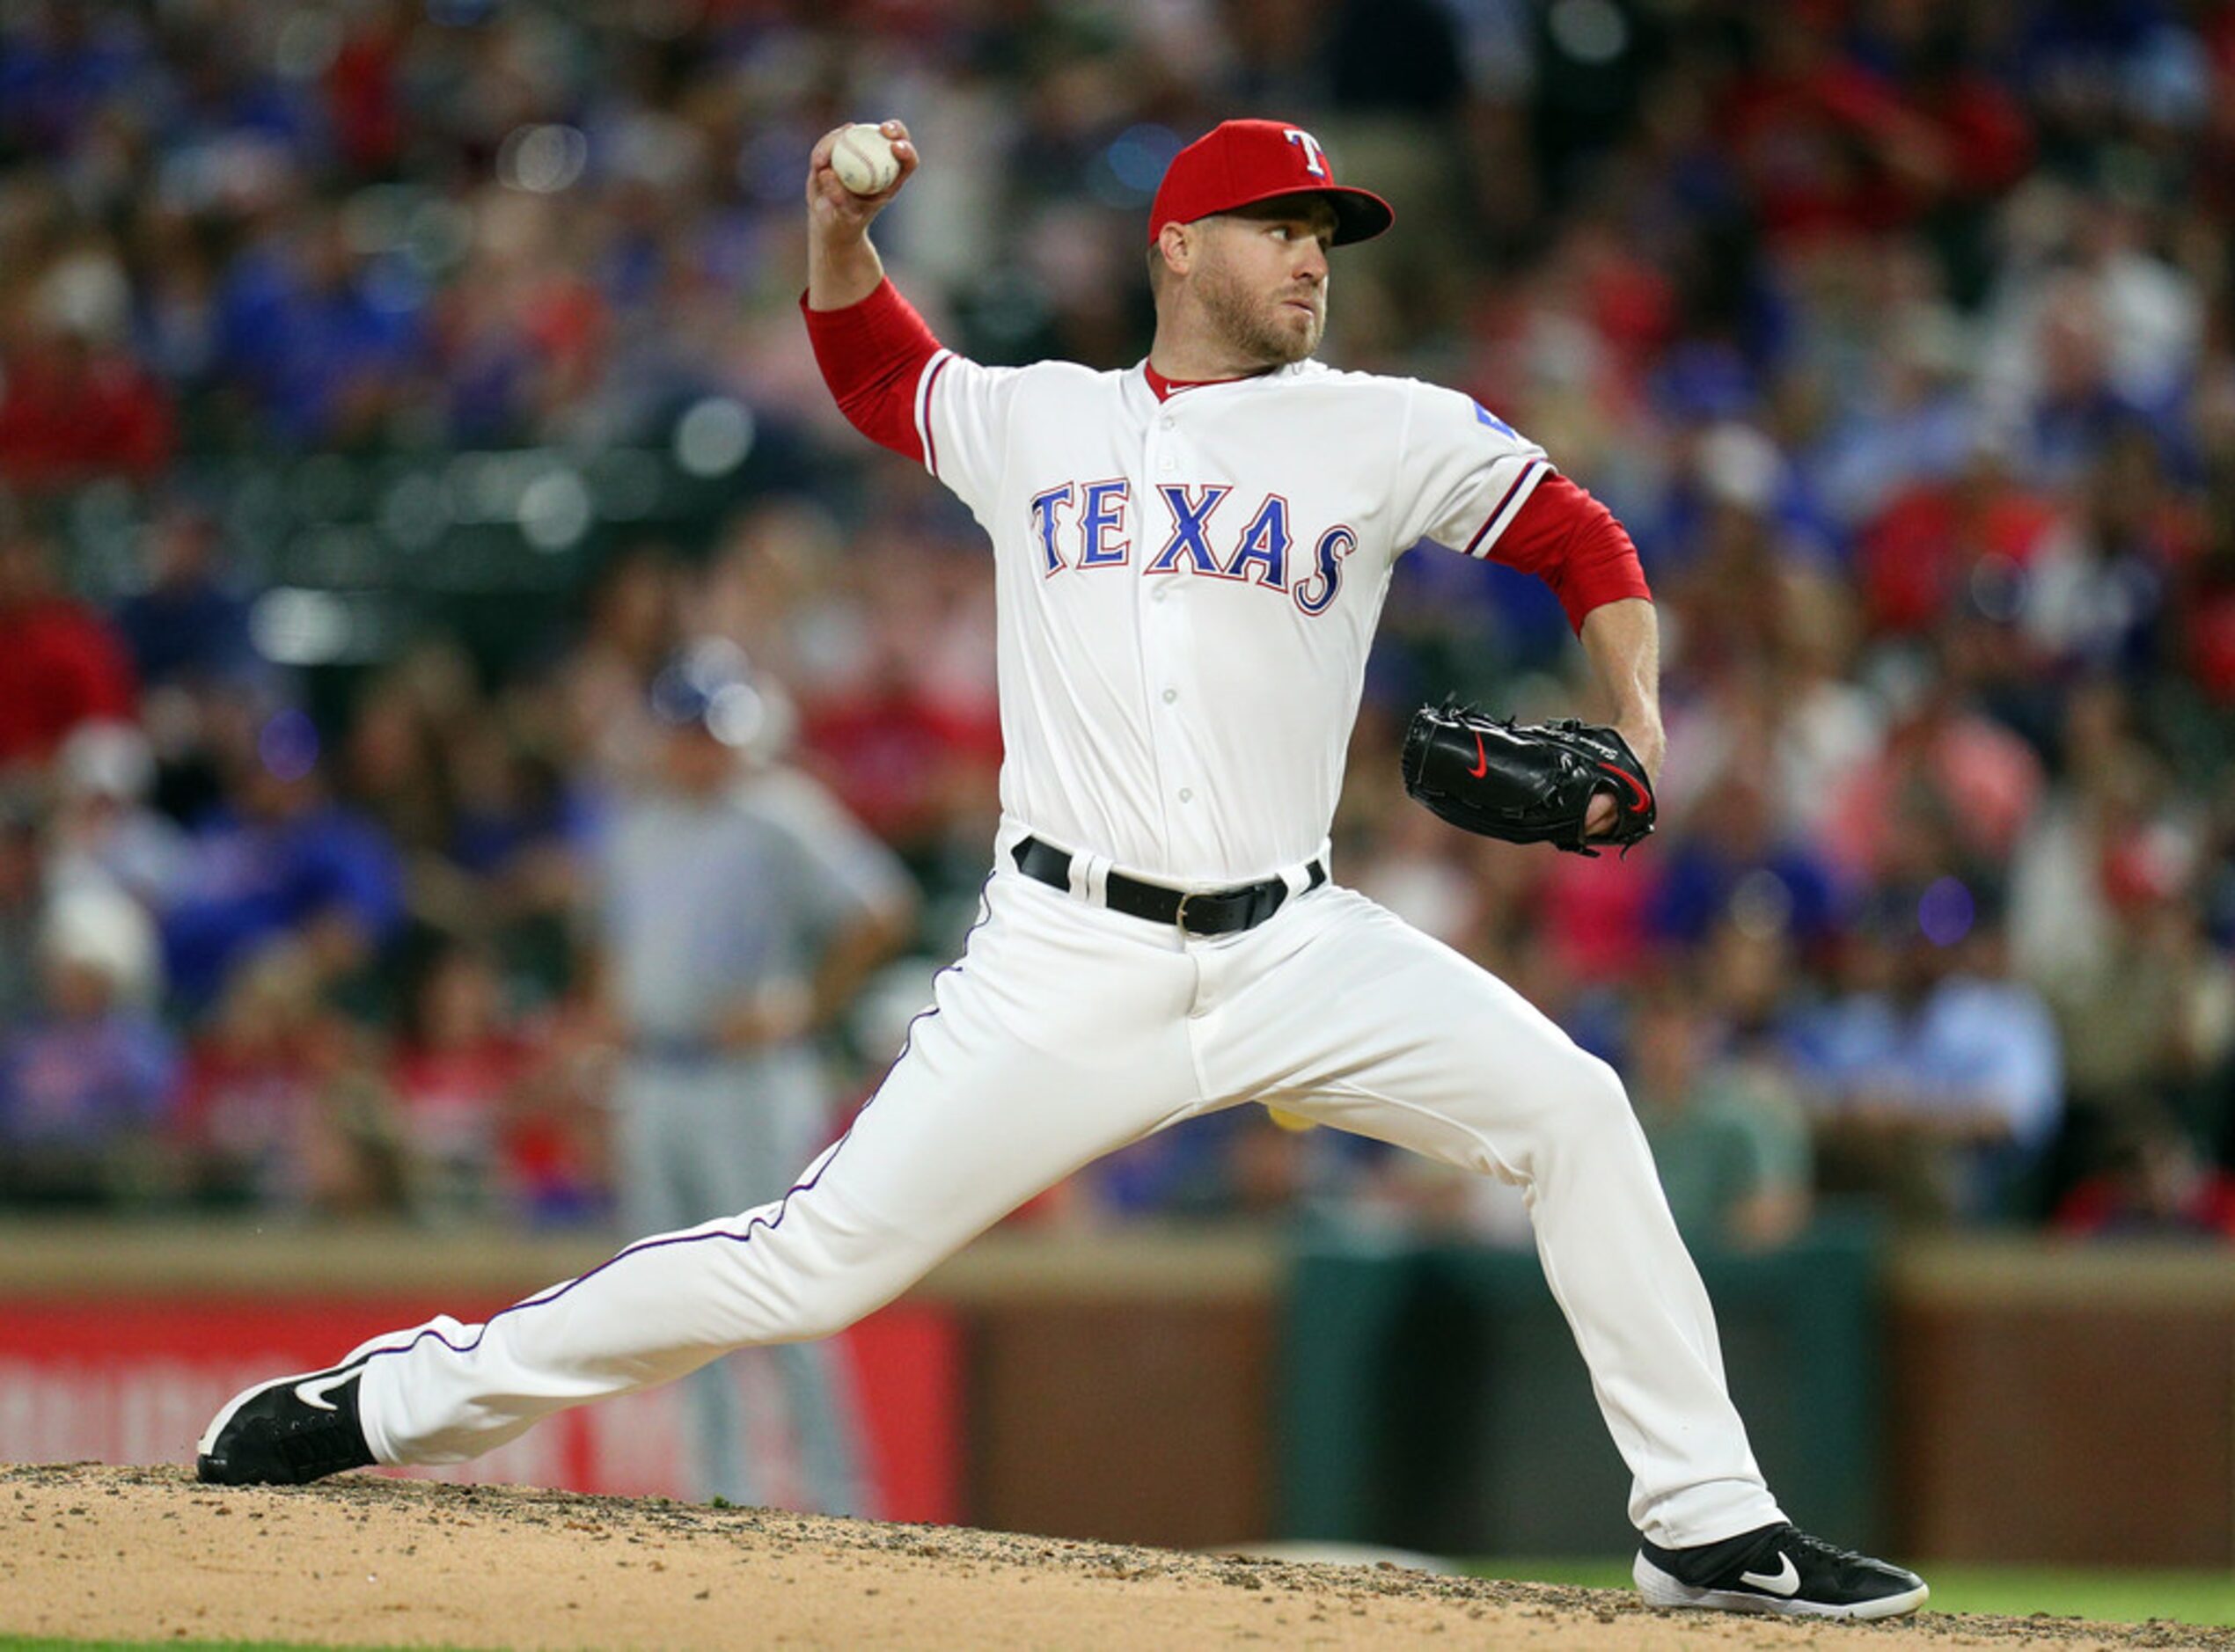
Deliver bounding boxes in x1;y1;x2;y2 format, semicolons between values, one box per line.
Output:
293;1370;358;1412
1740;1553;1800;1596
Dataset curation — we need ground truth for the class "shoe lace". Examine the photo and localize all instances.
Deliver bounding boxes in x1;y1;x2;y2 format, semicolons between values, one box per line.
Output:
274;1405;367;1477
1777;1529;1872;1571
279;1413;366;1475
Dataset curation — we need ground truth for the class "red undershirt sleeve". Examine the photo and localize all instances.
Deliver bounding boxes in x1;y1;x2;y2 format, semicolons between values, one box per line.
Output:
1488;471;1652;632
800;279;943;465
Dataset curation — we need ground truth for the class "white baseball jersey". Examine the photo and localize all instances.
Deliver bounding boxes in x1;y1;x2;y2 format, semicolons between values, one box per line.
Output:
914;355;1550;885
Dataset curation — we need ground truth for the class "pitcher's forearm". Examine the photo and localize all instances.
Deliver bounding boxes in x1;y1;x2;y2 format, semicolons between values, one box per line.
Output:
808;232;888;312
1579;596;1664;781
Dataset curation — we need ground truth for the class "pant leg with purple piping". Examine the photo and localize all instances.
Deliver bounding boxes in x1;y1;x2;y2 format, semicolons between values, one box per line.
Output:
353;874;1201;1467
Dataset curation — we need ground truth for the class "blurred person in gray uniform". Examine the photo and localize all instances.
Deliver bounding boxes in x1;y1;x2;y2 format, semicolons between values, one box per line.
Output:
593;641;916;1513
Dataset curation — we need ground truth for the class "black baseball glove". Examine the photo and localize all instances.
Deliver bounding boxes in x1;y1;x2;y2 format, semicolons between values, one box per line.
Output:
1400;703;1656;856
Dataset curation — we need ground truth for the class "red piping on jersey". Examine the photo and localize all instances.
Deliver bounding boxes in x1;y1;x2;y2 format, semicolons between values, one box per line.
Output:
920;354;954;476
1483;471;1652;632
1464;457;1547;555
1142;362;1266;401
801;279;942;465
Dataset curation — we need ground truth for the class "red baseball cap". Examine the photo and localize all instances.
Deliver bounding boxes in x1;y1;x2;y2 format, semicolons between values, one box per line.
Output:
1147;119;1394;248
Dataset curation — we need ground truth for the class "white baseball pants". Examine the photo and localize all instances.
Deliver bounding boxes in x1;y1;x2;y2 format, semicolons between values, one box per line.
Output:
354;867;1785;1548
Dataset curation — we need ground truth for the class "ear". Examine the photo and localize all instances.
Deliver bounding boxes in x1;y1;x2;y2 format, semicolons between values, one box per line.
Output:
1155;221;1192;278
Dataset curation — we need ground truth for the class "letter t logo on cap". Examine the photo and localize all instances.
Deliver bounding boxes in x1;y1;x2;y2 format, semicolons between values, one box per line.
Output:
1284;128;1329;179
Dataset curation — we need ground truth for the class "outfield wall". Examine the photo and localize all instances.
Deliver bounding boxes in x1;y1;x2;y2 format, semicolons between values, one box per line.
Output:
0;1219;2224;1563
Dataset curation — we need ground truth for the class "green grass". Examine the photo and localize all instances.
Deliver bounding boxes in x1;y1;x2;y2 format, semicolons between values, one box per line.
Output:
0;1645;494;1652
0;1642;487;1651
1468;1558;2235;1626
0;1642;388;1651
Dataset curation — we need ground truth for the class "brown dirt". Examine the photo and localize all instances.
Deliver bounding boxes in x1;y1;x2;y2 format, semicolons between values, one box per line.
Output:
0;1464;2225;1651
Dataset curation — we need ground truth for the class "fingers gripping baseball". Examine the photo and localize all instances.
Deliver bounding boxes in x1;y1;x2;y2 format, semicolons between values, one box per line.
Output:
807;119;918;230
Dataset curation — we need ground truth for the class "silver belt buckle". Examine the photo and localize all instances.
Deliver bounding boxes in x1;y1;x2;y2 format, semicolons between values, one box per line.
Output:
1172;890;1199;933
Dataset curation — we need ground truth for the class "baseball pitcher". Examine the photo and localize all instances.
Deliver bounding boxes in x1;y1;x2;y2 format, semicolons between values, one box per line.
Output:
197;117;1925;1621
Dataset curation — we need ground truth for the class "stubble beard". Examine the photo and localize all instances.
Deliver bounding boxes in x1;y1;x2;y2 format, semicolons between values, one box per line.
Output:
1198;261;1323;367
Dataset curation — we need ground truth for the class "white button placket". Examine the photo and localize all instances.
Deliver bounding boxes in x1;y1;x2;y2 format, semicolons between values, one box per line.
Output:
1140;398;1198;853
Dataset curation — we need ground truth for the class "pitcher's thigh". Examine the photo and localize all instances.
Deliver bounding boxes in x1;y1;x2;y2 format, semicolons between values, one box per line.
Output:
1232;891;1631;1182
791;874;1205;1252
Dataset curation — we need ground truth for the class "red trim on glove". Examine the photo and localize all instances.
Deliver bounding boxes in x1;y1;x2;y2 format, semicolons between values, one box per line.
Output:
801;279;943;464
1491;472;1652;632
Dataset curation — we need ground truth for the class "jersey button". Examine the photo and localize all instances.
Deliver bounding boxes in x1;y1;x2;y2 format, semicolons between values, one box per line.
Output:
1178;787;1193;802
1159;415;1176;430
1162;689;1177;704
1158;457;1175;473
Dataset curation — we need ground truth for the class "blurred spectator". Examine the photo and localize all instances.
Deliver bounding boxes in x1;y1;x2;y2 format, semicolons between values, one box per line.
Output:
110;500;260;691
2007;681;2231;1173
1853;438;2059;640
1646;758;1846;953
591;640;915;1513
172;937;407;1216
1627;977;1813;1250
0;245;177;489
2054;1110;2235;1242
1785;892;2063;1222
0;522;137;773
159;712;404;1015
1821;670;2043;883
2019;422;2190;682
211;210;424;450
388;940;524;1220
563;541;684;786
47;720;189;912
388;939;607;1226
794;530;1004;873
0;883;176;1206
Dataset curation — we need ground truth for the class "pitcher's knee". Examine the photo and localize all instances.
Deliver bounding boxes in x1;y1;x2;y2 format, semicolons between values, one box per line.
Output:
758;1248;918;1343
1550;1052;1635;1145
780;1294;874;1344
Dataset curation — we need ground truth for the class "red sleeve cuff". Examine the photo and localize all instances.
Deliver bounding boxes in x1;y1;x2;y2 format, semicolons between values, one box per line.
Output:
1490;471;1652;632
800;279;944;464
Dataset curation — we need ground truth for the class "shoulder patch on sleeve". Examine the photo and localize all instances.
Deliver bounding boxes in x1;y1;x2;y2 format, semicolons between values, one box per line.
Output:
1473;400;1519;440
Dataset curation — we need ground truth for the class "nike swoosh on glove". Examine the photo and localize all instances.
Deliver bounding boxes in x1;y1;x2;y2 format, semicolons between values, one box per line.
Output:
1399;702;1656;857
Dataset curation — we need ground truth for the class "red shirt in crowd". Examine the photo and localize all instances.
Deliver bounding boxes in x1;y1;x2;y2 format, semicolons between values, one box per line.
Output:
0;344;177;491
0;597;138;768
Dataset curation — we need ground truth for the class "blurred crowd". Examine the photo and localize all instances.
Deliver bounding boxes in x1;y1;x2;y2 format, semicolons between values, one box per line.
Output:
0;0;2231;1246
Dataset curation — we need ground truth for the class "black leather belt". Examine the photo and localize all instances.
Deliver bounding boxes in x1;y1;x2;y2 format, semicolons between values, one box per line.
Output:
1011;836;1324;936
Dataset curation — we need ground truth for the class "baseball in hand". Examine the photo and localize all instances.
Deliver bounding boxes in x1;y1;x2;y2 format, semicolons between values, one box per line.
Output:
831;123;901;195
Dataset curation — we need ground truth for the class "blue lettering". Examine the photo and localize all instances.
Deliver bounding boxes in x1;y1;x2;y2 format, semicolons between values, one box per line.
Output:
1292;524;1355;616
1030;482;1075;576
1078;479;1131;567
1225;494;1291;588
1147;484;1230;575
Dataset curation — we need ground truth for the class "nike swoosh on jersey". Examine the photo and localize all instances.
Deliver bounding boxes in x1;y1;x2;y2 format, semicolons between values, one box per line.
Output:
1739;1553;1800;1596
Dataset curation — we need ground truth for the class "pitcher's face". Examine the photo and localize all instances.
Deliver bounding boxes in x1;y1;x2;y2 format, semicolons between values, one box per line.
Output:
1190;198;1337;366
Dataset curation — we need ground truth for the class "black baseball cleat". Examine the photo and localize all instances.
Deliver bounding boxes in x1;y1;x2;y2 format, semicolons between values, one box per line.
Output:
195;1363;377;1486
1634;1522;1928;1620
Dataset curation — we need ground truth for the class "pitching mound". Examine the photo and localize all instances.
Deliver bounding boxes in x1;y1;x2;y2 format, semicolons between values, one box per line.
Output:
2;1464;2225;1650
